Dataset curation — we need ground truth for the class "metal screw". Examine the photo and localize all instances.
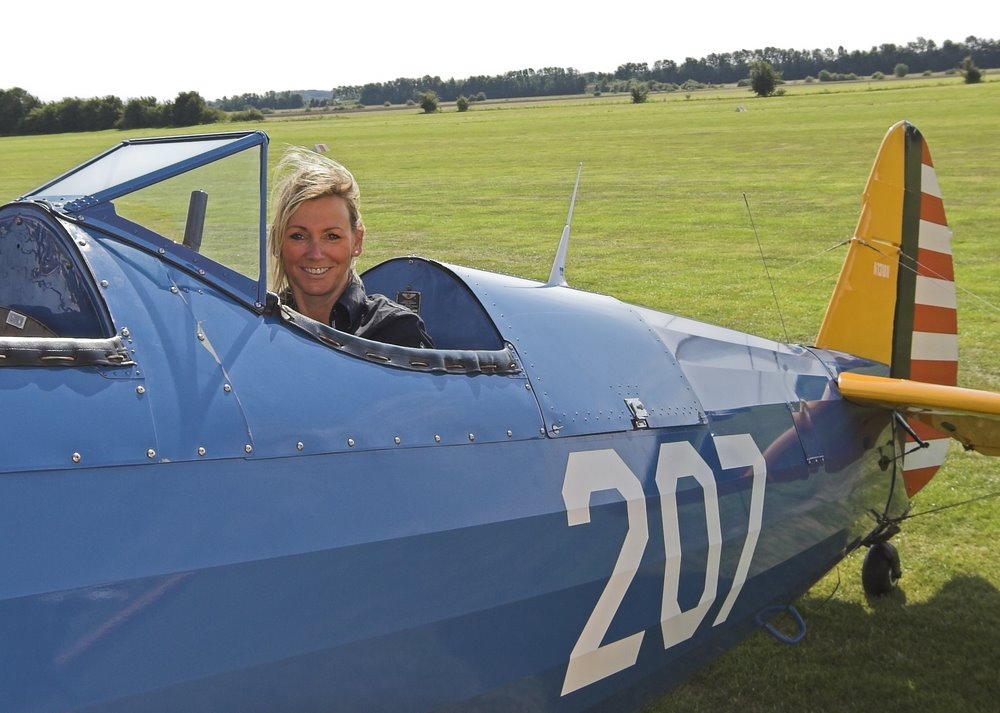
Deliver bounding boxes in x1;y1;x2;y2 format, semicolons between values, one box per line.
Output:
296;442;304;451
170;286;179;294
146;449;156;459
198;447;206;457
136;385;145;395
71;452;81;463
223;384;232;393
100;280;109;288
244;444;253;454
197;332;205;341
394;436;401;445
121;327;130;338
434;435;441;443
468;433;476;442
347;438;356;447
507;430;513;438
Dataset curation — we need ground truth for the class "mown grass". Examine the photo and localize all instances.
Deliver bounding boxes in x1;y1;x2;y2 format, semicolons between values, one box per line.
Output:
1;78;997;711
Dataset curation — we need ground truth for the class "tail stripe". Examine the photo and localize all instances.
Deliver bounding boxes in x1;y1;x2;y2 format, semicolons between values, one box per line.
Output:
913;304;958;334
916;248;955;281
914;276;957;309
903;143;957;495
918;220;952;254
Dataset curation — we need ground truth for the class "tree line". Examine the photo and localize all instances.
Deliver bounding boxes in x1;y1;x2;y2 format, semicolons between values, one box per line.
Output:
0;89;233;136
1;36;995;136
343;36;997;104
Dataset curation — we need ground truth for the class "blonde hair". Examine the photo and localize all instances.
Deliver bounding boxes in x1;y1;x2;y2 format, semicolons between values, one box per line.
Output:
268;146;364;294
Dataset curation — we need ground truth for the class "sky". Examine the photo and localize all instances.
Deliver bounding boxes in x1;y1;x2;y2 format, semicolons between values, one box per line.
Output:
3;1;995;103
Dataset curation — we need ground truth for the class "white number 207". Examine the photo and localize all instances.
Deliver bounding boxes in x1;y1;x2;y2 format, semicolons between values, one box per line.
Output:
560;434;766;695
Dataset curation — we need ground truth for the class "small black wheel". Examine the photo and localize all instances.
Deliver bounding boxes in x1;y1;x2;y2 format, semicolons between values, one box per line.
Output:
862;541;902;596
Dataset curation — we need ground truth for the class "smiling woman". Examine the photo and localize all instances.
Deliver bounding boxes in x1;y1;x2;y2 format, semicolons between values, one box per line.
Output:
268;147;433;348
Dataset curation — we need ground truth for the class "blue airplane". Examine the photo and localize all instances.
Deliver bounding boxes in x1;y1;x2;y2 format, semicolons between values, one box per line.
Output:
1;121;997;712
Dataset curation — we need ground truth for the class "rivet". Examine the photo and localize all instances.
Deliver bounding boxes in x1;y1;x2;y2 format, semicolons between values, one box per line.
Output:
100;279;109;288
507;430;513;438
434;434;441;443
158;247;166;254
71;452;81;463
170;286;179;294
197;446;206;456
78;240;87;246
197;332;205;341
223;383;232;393
121;327;130;338
198;269;206;276
468;433;476;442
136;385;145;395
244;444;253;454
146;448;156;459
347;438;356;447
296;441;304;451
525;383;532;390
394;436;401;445
539;427;547;435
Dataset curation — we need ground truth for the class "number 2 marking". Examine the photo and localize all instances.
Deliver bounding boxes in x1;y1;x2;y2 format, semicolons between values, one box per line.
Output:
561;434;766;696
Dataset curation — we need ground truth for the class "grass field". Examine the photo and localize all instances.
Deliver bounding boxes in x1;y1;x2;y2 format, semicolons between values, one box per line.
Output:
2;77;998;711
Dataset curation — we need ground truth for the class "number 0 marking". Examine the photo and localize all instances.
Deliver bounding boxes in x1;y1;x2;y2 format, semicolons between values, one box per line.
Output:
560;435;767;696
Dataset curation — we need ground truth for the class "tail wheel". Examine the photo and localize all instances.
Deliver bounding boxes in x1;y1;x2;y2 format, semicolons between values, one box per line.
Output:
862;541;902;596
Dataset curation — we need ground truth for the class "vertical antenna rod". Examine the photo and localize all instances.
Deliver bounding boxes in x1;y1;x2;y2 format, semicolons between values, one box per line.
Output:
546;162;583;287
744;192;789;343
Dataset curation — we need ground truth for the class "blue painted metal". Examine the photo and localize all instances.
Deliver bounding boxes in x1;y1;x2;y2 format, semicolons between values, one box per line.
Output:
0;132;908;712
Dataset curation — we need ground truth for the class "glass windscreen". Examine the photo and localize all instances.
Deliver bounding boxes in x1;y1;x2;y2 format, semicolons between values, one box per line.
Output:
112;146;262;281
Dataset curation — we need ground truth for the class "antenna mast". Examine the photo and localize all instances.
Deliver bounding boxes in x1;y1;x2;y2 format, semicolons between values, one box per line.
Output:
546;162;583;287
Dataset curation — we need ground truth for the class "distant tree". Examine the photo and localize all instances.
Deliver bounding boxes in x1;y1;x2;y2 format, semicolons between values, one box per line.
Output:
0;87;41;135
417;90;439;113
456;95;470;112
894;63;909;77
118;97;165;129
961;56;983;83
749;61;781;96
475;91;487;102
172;91;210;126
630;82;649;103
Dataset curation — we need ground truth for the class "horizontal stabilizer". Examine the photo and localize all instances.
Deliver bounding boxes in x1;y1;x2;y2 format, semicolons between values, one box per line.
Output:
838;372;1000;456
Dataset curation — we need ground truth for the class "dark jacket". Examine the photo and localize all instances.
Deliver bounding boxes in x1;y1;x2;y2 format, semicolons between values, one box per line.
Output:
285;279;433;349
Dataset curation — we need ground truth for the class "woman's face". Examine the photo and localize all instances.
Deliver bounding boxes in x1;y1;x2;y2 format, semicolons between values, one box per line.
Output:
280;194;364;313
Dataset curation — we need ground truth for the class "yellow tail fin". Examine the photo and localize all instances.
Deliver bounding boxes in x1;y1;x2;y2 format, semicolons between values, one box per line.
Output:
817;121;958;495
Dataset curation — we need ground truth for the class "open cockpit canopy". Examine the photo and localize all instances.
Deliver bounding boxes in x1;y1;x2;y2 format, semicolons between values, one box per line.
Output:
21;131;269;309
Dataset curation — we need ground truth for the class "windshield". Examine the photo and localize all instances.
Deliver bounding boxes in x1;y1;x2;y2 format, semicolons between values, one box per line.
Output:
25;131;268;308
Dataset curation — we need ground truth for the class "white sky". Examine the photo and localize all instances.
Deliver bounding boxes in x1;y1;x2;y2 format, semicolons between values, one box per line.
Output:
3;1;995;102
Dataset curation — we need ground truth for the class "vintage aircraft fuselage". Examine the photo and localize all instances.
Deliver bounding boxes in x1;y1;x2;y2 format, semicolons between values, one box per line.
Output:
0;132;904;712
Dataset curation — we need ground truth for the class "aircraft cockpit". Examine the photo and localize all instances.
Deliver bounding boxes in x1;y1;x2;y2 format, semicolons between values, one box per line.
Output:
2;131;518;374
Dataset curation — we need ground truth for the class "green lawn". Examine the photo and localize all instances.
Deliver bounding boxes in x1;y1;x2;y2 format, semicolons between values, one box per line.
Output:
2;77;998;711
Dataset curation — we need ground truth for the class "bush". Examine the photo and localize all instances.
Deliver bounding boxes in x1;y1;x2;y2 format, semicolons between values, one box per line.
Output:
417;91;439;113
456;95;470;112
872;71;885;80
962;56;983;84
229;107;264;122
630;82;649;103
894;63;909;77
